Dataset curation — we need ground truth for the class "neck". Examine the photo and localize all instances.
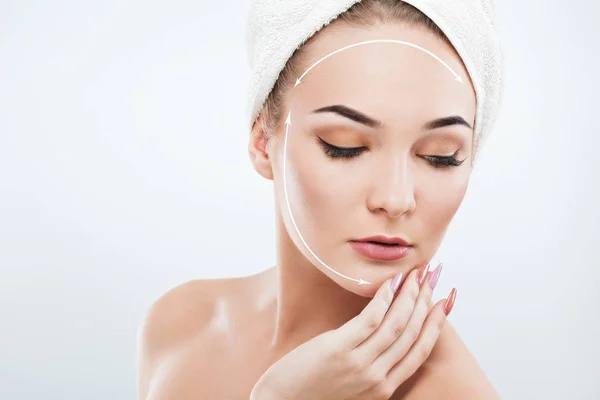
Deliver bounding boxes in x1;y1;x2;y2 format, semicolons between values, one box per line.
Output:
266;213;371;359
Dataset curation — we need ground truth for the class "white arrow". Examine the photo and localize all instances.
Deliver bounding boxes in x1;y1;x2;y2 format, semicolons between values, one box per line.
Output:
294;39;463;87
283;111;371;286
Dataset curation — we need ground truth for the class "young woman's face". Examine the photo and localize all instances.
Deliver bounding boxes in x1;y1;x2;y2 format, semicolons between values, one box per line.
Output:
256;22;476;297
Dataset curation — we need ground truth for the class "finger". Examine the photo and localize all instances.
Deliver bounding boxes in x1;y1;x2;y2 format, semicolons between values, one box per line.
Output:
386;288;456;387
333;274;398;350
353;263;429;362
372;263;441;372
423;270;435;308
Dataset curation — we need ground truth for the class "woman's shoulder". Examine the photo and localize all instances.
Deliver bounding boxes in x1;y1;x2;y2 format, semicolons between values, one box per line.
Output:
135;276;246;399
137;276;244;351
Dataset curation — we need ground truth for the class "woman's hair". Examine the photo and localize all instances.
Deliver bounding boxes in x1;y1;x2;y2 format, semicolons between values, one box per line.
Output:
260;0;453;137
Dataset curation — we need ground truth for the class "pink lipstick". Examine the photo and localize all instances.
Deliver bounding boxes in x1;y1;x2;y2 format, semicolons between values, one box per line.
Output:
349;235;413;261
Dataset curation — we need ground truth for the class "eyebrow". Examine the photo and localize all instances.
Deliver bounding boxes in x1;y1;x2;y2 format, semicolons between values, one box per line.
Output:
311;104;473;130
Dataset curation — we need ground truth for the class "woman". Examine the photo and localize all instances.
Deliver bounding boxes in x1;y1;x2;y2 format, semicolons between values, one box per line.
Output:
137;0;504;398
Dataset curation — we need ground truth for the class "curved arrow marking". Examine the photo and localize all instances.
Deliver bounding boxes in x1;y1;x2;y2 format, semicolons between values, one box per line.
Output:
282;111;372;285
295;39;463;87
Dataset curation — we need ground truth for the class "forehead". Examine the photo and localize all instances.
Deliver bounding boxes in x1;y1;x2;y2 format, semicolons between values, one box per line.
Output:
288;22;476;130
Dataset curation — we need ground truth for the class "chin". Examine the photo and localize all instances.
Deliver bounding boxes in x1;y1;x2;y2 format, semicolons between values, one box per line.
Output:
349;281;382;298
324;259;397;298
334;251;428;298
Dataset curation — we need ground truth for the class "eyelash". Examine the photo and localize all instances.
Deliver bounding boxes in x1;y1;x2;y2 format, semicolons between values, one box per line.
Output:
423;153;465;168
318;137;366;159
317;137;465;168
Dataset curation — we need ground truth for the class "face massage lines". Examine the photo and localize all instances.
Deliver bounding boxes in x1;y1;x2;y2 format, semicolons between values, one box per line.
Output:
279;38;468;306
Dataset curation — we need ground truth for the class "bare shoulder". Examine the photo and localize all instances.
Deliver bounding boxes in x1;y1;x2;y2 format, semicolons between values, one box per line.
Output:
137;278;225;349
135;277;240;399
396;322;500;400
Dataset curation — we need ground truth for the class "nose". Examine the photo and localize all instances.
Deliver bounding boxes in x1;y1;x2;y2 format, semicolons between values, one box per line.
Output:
366;157;417;219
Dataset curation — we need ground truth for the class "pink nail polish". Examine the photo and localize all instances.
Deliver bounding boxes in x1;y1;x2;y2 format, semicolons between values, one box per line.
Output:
416;263;430;286
428;263;443;290
390;271;403;293
444;288;457;315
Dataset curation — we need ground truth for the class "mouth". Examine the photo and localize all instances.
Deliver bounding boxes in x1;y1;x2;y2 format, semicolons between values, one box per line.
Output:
349;236;413;261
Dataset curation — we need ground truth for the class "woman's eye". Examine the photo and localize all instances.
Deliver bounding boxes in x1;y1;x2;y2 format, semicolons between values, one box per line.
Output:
423;152;466;168
317;137;366;159
317;136;465;168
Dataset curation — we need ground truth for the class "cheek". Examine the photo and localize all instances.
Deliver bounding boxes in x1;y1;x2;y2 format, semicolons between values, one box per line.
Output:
419;170;470;239
288;149;347;220
275;137;360;242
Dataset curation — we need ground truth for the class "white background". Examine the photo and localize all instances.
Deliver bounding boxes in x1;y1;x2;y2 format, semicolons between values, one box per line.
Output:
1;0;598;399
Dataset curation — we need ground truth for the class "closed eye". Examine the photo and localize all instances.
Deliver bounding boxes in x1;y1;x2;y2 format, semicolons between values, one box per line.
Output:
317;137;366;159
422;151;467;168
317;137;467;168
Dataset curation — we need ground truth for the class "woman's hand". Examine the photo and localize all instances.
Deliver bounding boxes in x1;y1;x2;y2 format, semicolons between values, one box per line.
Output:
250;262;455;400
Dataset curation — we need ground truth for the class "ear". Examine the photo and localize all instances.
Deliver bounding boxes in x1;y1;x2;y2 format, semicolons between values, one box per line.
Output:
248;110;275;180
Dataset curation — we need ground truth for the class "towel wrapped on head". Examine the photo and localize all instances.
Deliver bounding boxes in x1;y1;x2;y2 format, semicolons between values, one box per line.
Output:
245;0;504;164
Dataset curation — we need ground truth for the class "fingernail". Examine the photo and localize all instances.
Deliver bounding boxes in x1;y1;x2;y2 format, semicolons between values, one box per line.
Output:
416;263;429;286
444;288;457;316
424;271;433;286
428;262;443;291
390;271;403;293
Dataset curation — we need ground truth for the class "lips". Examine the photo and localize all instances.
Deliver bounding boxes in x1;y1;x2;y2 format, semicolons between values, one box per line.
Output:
349;236;413;261
355;235;412;246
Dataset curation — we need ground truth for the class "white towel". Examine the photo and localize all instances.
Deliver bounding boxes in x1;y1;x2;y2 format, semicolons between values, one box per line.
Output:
245;0;504;163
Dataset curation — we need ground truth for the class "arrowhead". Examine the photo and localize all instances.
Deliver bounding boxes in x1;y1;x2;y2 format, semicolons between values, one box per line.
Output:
358;279;371;285
455;75;463;83
294;78;301;87
285;111;291;125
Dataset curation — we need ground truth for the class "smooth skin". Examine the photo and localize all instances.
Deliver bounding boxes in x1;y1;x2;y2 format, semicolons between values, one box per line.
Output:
137;18;500;400
250;265;450;400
